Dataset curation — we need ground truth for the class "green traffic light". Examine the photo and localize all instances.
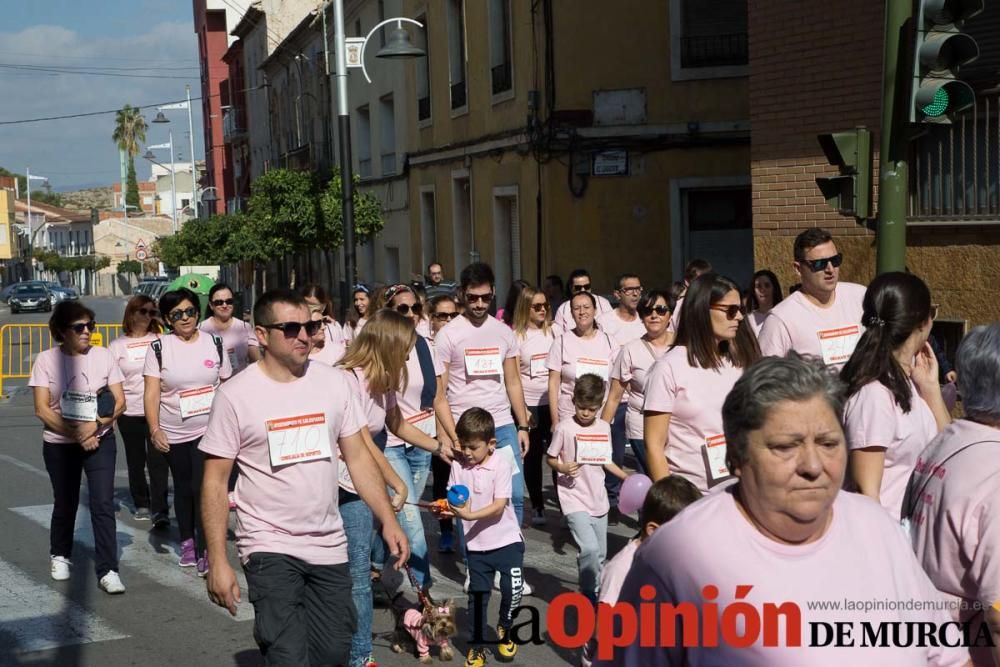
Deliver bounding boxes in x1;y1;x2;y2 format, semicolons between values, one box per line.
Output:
921;87;949;117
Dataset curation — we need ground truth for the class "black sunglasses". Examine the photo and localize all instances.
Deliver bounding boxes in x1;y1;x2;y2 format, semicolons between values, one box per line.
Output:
260;320;323;338
395;303;423;317
432;311;460;321
70;321;97;334
710;304;747;320
465;292;493;304
638;305;670;317
167;307;199;323
571;283;592;293
137;308;158;317
211;298;235;307
800;253;843;273
531;302;550;312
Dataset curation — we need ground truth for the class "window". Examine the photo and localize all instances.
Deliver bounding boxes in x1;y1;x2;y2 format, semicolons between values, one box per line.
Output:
451;172;472;269
384;246;400;284
419;188;437;270
492;187;520;306
380;95;396;175
488;0;513;96
670;0;747;80
415;13;431;122
356;105;372;178
446;0;467;111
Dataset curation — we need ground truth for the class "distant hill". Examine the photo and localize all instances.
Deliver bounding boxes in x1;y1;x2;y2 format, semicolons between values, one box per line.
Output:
59;187;114;212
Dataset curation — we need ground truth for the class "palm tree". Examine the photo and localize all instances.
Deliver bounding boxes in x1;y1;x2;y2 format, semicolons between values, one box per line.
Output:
112;105;147;210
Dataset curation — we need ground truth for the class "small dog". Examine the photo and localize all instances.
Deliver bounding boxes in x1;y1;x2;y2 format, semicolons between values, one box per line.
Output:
391;593;457;663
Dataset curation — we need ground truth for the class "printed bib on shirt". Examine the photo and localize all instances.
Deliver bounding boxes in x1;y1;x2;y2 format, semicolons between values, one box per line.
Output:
529;353;548;379
178;385;215;419
703;434;732;483
127;341;151;363
60;390;97;422
406;409;437;438
265;413;332;467
817;325;861;366
576;357;609;382
464;347;503;377
575;433;612;465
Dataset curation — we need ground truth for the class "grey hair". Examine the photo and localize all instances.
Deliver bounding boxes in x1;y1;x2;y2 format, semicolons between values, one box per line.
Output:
956;324;1000;424
723;353;847;471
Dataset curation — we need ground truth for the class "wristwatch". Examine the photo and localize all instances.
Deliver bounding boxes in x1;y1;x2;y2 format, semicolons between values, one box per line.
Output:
517;425;530;433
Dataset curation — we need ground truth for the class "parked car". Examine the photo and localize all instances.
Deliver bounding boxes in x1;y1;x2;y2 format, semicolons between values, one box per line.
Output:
8;284;52;313
2;280;48;305
44;282;79;303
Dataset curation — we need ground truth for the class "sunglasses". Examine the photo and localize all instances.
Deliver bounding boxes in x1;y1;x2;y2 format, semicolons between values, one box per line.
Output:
531;302;550;312
710;304;747;320
395;303;423;317
212;298;235;307
432;311;460;322
619;286;643;295
167;307;199;323
799;253;843;273
571;283;592;293
137;308;158;317
260;320;323;338
465;292;493;304
638;305;670;317
70;321;97;334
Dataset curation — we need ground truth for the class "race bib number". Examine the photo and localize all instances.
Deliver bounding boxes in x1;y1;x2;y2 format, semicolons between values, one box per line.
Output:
60;390;97;422
406;409;437;438
127;342;150;363
227;348;240;372
266;413;332;467
494;444;521;477
576;357;609;382
575;433;612;465
178;385;215;419
464;347;503;377
703;434;731;483
817;325;862;366
529;354;548;379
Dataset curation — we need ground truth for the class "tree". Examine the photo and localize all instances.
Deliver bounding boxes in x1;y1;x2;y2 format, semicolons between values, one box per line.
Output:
117;259;143;276
319;167;385;248
247;168;320;253
112;105;147;209
0;166;64;206
126;161;140;210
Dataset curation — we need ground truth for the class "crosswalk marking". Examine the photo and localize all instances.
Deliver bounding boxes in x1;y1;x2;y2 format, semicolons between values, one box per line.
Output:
0;557;129;654
10;504;254;622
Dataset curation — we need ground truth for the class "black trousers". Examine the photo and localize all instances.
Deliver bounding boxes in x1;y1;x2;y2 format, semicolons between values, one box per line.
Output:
164;439;205;554
117;415;169;514
467;541;525;643
43;433;118;578
244;552;356;666
524;405;552;511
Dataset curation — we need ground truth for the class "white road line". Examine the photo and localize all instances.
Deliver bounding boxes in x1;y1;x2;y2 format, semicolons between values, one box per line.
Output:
0;557;129;654
11;505;254;622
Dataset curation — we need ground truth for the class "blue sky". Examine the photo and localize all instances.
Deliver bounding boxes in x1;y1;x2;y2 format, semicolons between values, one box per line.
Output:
0;0;205;192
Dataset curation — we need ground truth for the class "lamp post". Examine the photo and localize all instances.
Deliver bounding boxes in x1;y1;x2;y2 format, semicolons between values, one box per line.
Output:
25;168;48;280
143;132;177;233
322;0;424;318
153;87;202;215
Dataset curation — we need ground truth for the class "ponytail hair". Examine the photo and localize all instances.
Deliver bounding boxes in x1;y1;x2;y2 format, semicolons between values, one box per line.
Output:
839;272;932;413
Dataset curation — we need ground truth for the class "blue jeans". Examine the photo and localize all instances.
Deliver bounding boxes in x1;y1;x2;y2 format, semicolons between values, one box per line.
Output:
383;445;432;588
494;423;524;525
338;492;374;664
629;438;649;475
605;403;628;505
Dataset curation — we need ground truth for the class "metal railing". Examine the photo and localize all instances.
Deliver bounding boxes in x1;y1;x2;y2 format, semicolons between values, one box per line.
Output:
0;324;122;395
680;32;748;68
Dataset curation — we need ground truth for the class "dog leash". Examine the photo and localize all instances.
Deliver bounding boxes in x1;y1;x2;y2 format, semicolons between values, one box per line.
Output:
404;562;430;608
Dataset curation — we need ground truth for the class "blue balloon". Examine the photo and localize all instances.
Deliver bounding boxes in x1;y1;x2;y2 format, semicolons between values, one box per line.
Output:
448;484;470;506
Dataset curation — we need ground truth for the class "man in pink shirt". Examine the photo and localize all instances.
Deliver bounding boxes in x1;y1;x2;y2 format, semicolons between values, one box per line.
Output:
757;228;865;369
554;268;613;331
200;288;408;667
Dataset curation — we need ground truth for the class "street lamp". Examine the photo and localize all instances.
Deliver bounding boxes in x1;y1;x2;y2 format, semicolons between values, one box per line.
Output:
200;187;218;216
143;132;178;234
323;0;424;317
153;86;203;215
25;168;48;280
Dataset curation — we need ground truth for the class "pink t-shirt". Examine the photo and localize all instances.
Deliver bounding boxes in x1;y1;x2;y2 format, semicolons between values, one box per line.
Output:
343;316;367;343
749;309;769;337
416;317;431;339
108;333;159;416
515;327;555;408
597;309;646;347
448;451;523;552
198;362;364;565
642;346;742;494
612;489;968;666
554;294;613;332
758;282;866;369
199;317;258;374
611;338;668;440
29;346;125;444
844;380;938;520
547;417;612;517
546;329;620;422
435;315;518;427
142;332;233;444
338;367;395;493
667;297;683;333
908;419;1000;666
599;537;639;604
386;336;443;447
309;322;347;367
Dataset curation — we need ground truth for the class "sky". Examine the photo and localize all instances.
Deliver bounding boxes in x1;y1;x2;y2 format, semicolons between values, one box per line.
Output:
0;0;206;192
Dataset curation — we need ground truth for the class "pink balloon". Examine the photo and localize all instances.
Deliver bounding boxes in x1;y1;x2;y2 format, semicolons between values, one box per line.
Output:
942;382;958;413
618;474;653;515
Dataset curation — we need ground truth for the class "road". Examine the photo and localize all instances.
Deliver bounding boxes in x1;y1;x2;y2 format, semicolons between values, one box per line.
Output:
0;299;639;666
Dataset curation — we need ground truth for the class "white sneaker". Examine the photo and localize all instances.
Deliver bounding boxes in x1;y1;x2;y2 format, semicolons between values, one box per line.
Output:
98;571;125;595
50;556;71;581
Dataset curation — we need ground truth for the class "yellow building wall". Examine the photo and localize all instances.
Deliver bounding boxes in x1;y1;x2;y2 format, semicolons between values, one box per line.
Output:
0;191;17;261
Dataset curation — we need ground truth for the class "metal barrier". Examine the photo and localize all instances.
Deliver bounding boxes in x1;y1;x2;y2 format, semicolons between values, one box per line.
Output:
0;324;122;396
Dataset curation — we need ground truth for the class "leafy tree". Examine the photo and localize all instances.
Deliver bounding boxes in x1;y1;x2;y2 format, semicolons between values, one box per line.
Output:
126;161;140;210
112;105;147;209
319;167;385;247
117;259;143;276
247;168;319;253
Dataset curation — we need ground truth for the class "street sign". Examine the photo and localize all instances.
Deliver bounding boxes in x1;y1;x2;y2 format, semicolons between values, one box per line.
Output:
136;249;148;261
135;239;146;250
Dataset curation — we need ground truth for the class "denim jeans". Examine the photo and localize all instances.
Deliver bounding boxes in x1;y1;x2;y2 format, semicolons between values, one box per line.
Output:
383;445;432;588
339;492;374;665
493;422;524;525
629;438;649;475
565;511;609;604
605;402;628;505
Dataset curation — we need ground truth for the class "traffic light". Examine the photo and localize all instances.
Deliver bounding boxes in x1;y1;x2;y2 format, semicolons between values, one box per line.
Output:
816;127;872;219
911;0;982;124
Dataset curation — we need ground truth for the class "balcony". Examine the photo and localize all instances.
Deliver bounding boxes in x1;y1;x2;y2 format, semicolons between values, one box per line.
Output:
491;61;512;96
223;107;247;142
680;32;748;68
450;80;467;110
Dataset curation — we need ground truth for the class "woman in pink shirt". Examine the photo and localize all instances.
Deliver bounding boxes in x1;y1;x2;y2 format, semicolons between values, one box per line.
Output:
344;284;371;342
643;273;760;493
199;283;260;374
109;294;169;526
301;283;347;366
144;287;233;575
841;272;951;520
612;355;971;666
748;269;783;337
547;291;620;426
602;289;675;476
512;285;557;526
